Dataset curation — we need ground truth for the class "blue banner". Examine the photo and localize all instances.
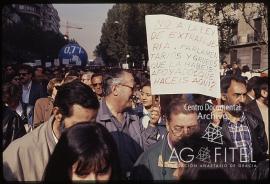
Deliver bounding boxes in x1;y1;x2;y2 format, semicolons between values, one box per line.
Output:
58;43;88;66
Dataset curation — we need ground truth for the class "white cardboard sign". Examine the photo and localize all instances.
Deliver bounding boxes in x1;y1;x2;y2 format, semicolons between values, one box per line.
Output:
54;59;60;66
45;62;51;68
145;14;221;98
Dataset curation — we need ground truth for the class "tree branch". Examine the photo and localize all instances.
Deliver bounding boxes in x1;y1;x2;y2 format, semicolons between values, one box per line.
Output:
241;3;268;46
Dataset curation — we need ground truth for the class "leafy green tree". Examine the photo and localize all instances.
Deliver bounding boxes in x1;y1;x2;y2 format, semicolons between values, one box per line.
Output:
96;3;185;68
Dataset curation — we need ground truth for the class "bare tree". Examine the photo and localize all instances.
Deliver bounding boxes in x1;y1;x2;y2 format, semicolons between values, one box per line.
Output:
240;3;268;46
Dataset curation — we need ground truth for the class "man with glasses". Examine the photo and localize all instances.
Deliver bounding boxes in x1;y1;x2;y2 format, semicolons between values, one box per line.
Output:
131;98;199;180
18;64;46;107
91;73;104;101
96;68;159;179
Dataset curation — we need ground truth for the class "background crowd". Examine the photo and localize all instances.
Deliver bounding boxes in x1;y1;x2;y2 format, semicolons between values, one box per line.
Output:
2;63;269;182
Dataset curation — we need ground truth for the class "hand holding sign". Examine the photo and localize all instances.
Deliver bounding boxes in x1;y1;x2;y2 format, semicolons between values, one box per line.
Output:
149;105;161;127
211;98;224;127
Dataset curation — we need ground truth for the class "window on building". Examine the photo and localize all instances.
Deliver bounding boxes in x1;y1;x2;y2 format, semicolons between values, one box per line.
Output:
254;17;262;41
230;49;237;64
215;4;220;16
252;47;261;69
232;23;238;36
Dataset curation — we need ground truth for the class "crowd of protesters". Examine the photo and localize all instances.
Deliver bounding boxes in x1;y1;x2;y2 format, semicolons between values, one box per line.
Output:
2;62;269;182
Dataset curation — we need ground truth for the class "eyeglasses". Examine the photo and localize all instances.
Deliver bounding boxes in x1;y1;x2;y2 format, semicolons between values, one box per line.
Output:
119;84;134;91
92;82;102;87
19;72;29;76
169;125;199;137
81;78;91;82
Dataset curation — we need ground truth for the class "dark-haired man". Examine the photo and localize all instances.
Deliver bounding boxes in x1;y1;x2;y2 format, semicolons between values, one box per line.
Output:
91;73;104;101
210;75;268;163
3;81;99;181
18;64;46;106
245;76;260;104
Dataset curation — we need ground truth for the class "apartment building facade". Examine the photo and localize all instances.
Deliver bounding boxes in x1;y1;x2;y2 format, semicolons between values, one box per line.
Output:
229;4;268;70
184;3;268;70
5;4;60;33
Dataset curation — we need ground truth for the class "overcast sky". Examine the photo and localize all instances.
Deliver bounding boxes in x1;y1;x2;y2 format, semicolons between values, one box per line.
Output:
53;4;114;60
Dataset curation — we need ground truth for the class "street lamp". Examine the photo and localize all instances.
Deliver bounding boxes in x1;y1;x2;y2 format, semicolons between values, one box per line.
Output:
113;20;129;67
126;54;130;64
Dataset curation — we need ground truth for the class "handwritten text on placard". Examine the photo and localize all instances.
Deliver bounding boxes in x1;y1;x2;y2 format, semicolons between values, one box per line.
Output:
145;15;221;98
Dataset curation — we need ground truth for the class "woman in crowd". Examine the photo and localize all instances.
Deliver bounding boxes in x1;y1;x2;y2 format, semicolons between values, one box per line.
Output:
43;122;120;182
81;71;94;88
137;80;161;129
33;78;62;128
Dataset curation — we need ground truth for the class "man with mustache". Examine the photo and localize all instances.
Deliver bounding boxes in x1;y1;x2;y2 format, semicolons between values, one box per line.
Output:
210;75;268;163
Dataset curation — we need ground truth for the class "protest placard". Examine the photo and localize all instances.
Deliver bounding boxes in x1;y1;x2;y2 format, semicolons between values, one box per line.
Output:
62;58;69;65
54;59;60;66
34;60;42;66
45;62;52;68
145;14;221;98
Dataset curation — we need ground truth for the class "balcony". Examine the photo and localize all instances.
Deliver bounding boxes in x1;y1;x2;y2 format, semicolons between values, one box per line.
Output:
230;32;267;47
247;32;266;43
16;5;41;17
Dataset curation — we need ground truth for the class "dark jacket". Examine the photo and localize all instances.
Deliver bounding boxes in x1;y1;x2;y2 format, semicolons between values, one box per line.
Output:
245;99;263;122
200;111;268;162
28;81;47;106
131;135;178;180
2;105;26;151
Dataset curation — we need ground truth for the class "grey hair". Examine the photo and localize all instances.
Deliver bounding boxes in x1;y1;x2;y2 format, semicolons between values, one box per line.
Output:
103;69;131;96
81;71;94;78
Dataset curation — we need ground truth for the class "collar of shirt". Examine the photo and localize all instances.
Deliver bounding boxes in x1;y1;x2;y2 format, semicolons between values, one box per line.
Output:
142;106;150;116
224;112;246;126
52;128;58;144
52;130;58;144
167;134;174;151
15;101;23;117
247;94;254;100
22;80;32;90
99;99;136;122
